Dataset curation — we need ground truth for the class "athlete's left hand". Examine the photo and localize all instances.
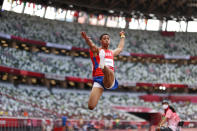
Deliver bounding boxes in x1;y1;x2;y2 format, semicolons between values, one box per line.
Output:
119;31;125;37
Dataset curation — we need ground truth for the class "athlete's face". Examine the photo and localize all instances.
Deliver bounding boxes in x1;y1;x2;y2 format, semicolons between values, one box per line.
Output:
100;35;110;49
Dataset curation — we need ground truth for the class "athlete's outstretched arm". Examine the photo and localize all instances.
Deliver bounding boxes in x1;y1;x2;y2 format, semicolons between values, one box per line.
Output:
112;31;125;57
81;31;99;54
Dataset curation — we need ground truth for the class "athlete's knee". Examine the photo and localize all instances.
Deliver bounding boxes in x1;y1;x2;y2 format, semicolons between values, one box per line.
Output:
103;66;114;74
88;101;96;110
88;104;95;110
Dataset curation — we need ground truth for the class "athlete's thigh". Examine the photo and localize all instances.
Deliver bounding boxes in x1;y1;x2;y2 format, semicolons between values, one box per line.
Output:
88;86;104;107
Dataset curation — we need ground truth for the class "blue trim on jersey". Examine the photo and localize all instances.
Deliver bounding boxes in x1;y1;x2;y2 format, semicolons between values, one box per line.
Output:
93;57;99;70
93;76;119;90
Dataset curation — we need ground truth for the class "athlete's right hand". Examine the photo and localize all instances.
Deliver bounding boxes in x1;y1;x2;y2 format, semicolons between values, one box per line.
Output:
81;31;89;40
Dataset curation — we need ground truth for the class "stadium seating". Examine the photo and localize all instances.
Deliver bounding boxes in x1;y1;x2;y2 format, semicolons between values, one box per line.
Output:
1;11;197;56
0;10;197;124
0;82;143;121
1;47;197;85
0;83;197;121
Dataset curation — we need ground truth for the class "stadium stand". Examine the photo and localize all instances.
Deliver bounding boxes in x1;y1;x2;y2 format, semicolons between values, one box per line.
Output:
1;0;197;130
0;83;197;121
1;11;197;56
1;46;197;85
0;82;144;121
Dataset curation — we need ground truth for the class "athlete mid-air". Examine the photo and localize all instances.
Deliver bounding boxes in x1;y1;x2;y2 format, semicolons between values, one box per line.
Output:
81;31;125;110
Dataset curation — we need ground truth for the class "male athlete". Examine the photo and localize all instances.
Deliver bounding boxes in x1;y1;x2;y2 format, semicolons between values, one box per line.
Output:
81;31;125;110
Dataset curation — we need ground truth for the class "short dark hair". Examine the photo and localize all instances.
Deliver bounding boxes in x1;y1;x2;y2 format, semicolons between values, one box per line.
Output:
99;33;109;40
169;106;176;113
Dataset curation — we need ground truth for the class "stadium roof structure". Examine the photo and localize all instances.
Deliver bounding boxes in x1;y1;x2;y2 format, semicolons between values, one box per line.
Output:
20;0;197;21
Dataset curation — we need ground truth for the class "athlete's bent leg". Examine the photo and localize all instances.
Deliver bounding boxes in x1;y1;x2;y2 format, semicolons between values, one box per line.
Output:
88;86;104;110
103;66;115;89
99;49;115;89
